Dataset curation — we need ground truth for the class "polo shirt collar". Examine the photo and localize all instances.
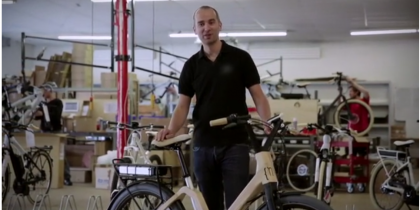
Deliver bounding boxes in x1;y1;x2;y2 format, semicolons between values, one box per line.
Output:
198;40;230;59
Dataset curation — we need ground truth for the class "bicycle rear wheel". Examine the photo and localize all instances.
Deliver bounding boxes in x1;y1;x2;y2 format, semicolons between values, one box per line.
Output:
108;182;185;210
257;195;333;210
286;149;317;192
369;159;407;210
27;150;52;204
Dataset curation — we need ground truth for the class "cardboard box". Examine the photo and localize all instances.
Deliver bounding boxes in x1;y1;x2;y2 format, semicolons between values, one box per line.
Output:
94;165;114;189
391;125;406;138
70;167;92;183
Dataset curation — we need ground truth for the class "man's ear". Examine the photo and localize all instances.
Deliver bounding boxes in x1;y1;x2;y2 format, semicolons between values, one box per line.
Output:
193;26;197;35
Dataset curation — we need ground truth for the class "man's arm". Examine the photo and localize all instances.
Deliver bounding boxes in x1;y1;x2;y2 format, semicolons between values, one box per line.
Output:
242;52;271;122
347;77;370;99
167;60;194;133
249;85;271;122
168;95;191;133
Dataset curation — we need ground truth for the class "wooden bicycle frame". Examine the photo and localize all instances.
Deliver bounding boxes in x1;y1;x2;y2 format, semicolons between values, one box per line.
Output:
157;151;278;210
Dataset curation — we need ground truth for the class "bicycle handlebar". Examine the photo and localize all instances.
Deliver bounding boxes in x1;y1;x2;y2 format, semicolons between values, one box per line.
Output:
209;114;284;153
2;121;33;132
209;114;253;127
96;118;165;131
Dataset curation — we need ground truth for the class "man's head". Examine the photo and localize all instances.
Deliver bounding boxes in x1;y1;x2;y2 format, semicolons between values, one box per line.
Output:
349;86;361;99
193;6;222;46
42;87;53;99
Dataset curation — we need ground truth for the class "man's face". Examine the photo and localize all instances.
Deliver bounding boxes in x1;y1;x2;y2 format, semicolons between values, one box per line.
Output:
349;88;357;98
193;8;222;45
43;89;51;99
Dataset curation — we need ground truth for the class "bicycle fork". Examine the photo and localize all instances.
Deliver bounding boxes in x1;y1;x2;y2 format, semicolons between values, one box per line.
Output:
323;160;334;204
314;157;335;205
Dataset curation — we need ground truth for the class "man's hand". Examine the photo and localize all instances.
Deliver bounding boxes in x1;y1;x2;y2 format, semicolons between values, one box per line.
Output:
345;76;356;82
34;110;43;117
264;126;271;134
156;128;175;141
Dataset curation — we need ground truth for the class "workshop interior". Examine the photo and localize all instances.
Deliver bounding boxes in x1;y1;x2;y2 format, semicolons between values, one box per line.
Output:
1;0;419;210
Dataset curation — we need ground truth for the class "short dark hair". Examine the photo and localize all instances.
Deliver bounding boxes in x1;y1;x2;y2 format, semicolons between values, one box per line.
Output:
193;6;221;25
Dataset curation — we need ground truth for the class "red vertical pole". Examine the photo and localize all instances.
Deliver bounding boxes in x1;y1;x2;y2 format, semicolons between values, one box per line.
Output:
115;0;129;159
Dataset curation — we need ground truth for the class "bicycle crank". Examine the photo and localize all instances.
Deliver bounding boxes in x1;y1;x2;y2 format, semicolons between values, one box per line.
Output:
12;180;30;196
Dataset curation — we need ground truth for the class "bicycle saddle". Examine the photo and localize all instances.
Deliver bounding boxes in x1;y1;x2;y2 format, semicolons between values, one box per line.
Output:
283;121;292;126
151;134;192;147
296;82;310;88
393;140;415;147
145;131;158;136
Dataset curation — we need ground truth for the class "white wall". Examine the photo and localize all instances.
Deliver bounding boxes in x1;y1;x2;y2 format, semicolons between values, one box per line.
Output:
26;38;418;89
4;38;418;137
2;40;35;76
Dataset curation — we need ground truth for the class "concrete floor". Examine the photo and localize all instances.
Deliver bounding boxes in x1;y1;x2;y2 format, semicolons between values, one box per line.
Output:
2;184;419;210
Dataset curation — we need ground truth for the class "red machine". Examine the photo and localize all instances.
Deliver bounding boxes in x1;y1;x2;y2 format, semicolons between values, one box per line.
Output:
316;138;370;193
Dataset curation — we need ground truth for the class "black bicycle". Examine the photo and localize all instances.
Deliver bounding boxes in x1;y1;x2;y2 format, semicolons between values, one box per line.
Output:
2;122;53;204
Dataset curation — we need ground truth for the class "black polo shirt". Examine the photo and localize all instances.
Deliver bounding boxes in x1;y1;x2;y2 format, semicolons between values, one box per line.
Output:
179;41;260;147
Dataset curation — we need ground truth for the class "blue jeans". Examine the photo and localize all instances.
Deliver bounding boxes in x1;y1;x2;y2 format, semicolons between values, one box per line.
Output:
193;144;250;210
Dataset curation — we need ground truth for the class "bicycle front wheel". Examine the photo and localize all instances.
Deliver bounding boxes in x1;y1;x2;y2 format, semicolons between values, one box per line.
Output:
257;195;333;210
334;99;375;137
108;182;185;210
286;149;317;192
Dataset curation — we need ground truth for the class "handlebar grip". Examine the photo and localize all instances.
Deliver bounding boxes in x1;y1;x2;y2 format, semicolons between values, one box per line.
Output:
209;118;228;127
151;125;165;129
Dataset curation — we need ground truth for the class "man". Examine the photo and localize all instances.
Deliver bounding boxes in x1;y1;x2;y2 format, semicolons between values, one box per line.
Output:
156;5;271;210
34;86;72;186
346;76;370;135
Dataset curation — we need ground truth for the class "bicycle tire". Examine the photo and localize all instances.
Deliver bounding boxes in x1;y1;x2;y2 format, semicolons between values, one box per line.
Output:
2;166;9;202
107;181;185;210
316;161;326;201
334;99;375;137
286;149;317;192
27;150;52;205
369;159;407;210
256;194;333;210
149;154;163;165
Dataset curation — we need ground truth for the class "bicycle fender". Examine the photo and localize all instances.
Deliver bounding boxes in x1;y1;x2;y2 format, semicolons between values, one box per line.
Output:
278;191;305;198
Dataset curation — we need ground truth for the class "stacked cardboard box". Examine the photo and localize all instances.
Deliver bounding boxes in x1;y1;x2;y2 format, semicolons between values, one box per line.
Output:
391;125;406;138
71;43;94;100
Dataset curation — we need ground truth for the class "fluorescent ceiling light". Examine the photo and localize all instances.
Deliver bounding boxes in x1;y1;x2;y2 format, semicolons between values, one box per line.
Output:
170;31;287;38
2;0;16;4
58;35;112;40
350;29;418;36
91;0;167;2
